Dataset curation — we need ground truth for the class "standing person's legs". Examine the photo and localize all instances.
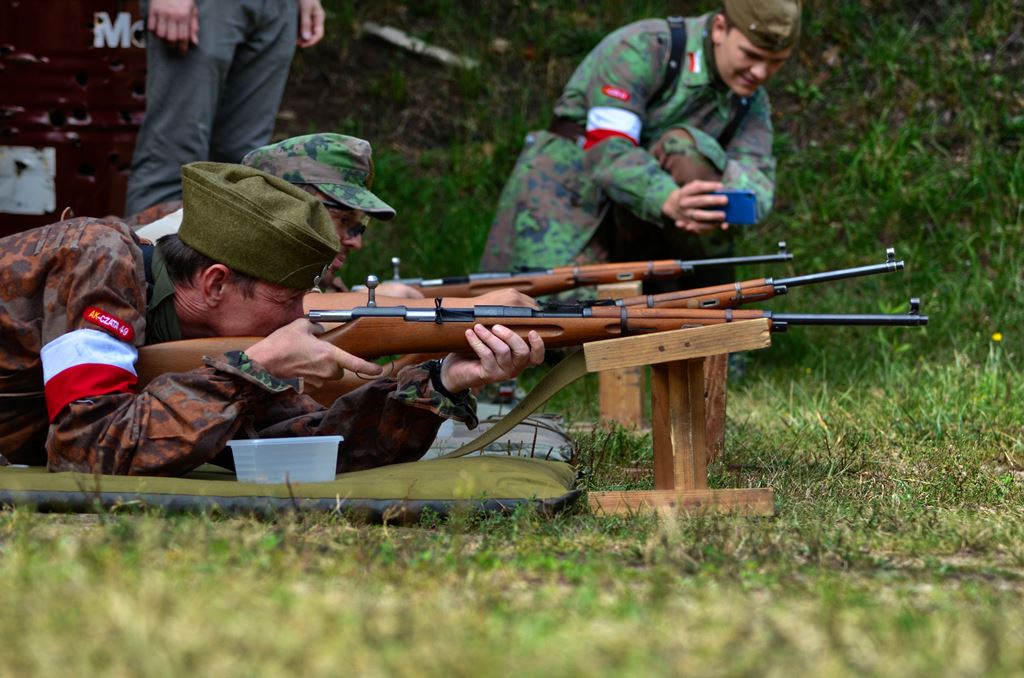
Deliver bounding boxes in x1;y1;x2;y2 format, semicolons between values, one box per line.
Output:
208;0;298;163
124;0;245;215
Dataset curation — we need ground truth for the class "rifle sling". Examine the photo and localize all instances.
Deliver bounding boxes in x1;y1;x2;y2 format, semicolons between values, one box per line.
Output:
647;16;687;109
437;350;589;459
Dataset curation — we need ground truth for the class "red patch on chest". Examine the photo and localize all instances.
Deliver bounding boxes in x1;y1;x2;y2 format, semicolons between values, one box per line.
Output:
83;306;135;342
601;85;632;102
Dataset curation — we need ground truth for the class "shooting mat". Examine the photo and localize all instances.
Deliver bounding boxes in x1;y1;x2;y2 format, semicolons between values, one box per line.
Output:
0;457;580;523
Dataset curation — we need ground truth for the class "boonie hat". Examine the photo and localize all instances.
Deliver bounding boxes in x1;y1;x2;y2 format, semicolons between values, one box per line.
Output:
242;134;397;220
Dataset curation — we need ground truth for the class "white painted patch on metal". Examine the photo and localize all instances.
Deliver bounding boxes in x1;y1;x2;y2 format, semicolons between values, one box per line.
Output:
0;146;57;215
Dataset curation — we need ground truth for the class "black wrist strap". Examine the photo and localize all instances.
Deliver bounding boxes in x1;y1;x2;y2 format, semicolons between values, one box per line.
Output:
428;359;471;402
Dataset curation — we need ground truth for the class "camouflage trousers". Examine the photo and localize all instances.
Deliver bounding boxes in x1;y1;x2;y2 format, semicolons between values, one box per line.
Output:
481;129;735;290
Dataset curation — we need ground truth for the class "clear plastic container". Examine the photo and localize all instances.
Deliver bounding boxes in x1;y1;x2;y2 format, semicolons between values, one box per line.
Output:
229;435;342;484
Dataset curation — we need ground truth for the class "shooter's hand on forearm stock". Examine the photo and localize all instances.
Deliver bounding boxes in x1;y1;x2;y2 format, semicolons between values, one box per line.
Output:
440;325;545;394
148;0;198;55
661;180;729;234
375;282;425;299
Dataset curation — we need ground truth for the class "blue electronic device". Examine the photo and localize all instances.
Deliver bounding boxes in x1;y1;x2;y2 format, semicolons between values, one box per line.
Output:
711;189;757;225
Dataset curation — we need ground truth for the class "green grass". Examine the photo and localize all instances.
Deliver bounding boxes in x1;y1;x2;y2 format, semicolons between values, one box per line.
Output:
2;0;1023;674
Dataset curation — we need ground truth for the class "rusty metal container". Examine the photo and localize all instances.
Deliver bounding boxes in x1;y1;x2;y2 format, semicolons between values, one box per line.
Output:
0;0;146;236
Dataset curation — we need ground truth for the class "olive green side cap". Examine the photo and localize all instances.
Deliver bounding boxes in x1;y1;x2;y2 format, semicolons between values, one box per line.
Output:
179;162;340;290
724;0;801;52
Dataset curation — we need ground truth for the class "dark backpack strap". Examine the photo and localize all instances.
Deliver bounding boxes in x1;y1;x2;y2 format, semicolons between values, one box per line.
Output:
647;16;687;108
717;96;751;148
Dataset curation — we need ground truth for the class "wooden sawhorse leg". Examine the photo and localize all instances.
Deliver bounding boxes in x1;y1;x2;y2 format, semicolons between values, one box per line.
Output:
652;358;707;491
597;282;646;428
586;321;775;516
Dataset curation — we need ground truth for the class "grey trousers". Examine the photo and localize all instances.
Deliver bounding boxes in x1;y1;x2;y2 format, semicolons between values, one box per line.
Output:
125;0;298;215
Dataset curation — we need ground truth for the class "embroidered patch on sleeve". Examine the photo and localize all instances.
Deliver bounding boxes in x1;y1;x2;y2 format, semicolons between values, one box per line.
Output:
83;306;136;342
601;85;632;102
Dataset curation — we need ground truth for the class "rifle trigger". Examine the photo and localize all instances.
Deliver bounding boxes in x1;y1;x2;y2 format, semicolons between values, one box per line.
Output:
434;297;443;324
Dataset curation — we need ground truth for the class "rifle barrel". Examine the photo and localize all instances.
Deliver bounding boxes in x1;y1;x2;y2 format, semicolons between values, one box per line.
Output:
768;310;928;330
681;242;791;269
772;257;903;291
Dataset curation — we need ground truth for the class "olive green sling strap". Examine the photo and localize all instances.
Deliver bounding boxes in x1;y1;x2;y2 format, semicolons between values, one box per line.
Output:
438;350;589;459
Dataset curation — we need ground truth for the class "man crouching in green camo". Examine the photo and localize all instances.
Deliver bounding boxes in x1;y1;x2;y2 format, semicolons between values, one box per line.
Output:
481;0;800;292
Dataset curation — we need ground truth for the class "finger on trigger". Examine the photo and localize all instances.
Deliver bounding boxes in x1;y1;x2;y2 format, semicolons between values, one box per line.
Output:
336;349;381;377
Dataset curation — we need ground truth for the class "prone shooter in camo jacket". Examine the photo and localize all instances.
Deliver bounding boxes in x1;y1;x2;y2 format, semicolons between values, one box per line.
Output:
0;164;543;476
480;0;801;289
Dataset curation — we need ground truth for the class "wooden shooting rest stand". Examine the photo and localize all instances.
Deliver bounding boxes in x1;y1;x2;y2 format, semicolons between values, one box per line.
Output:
585;318;775;516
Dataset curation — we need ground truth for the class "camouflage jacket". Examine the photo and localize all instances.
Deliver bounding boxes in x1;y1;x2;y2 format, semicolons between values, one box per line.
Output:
481;14;776;270
0;219;476;475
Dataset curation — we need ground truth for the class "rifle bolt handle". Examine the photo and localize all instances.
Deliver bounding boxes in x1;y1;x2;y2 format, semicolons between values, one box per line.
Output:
366;274;379;307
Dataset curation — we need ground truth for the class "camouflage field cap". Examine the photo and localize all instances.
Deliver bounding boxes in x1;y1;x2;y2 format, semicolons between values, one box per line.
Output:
180;162;340;290
242;134;397;220
724;0;801;52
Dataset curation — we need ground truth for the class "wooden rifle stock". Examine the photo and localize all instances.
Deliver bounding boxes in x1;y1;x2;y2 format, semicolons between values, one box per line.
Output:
356;244;792;298
406;261;693;297
619;279;778;309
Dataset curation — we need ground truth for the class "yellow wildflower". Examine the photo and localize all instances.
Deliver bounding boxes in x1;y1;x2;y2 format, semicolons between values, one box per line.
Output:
992;332;1003;342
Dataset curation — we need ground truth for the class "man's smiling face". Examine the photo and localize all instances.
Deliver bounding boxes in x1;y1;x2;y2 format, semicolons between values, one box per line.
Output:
712;13;793;97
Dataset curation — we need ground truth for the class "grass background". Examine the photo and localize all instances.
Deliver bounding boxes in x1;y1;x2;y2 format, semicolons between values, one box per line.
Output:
2;0;1022;674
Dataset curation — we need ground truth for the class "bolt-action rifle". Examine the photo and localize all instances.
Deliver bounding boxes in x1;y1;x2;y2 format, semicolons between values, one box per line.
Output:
549;248;906;311
353;242;792;298
134;298;928;390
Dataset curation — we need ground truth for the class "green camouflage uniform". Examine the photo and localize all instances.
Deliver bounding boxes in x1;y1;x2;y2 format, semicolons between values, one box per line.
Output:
481;14;776;272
